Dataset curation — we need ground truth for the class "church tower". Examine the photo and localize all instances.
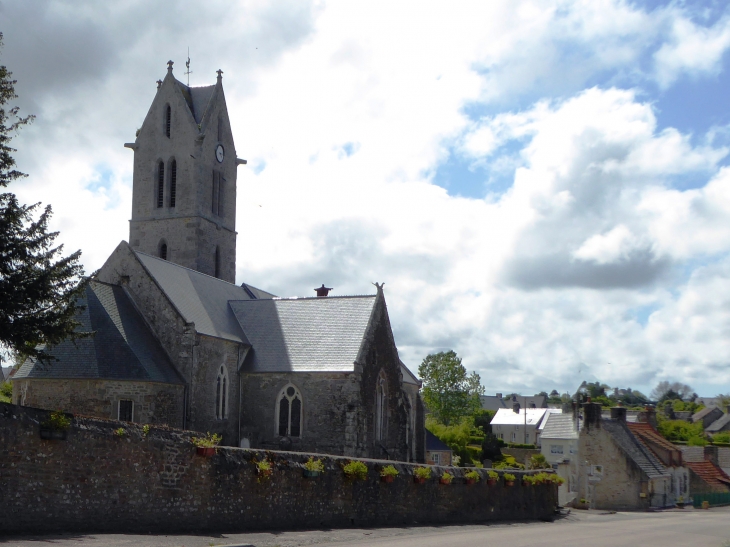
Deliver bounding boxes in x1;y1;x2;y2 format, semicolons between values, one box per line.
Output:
125;61;245;283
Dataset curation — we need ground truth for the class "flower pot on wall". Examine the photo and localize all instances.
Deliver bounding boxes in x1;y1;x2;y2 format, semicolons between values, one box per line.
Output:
380;475;395;483
504;480;514;487
413;477;426;484
439;478;452;485
487;479;497;486
465;478;476;485
196;446;216;457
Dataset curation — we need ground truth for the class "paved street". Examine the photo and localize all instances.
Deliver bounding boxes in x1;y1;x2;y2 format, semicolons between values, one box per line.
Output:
2;507;729;547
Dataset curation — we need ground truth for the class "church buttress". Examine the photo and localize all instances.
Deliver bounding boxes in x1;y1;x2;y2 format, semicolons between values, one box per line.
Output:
125;61;244;283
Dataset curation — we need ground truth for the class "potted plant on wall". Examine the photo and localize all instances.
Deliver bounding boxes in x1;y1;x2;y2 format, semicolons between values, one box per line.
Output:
303;456;324;479
40;411;71;440
439;471;454;485
192;432;222;457
413;466;431;484
256;458;274;481
380;464;399;483
464;470;480;485
522;474;536;487
343;460;368;481
487;470;499;486
503;473;516;486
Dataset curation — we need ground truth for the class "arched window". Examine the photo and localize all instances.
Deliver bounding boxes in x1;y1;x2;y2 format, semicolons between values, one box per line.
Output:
169;159;177;208
165;105;171;138
157;161;164;208
276;384;302;437
159;241;168;260
215;365;228;419
375;373;387;441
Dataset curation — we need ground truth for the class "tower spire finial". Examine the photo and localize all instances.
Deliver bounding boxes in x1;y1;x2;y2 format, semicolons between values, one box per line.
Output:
184;48;193;86
216;69;223;82
167;60;174;73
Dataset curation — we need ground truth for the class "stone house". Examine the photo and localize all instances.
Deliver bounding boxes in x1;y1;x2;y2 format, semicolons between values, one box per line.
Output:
11;62;425;462
577;404;685;510
425;430;453;466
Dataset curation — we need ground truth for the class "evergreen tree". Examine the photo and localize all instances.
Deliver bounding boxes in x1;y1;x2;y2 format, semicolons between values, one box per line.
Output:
0;33;88;363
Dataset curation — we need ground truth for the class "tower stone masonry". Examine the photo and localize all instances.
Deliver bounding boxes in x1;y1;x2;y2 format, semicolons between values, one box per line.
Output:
125;62;245;283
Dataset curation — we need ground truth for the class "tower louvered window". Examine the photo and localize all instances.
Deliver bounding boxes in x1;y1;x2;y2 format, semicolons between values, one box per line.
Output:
169;160;177;208
157;162;164;208
216;366;228;419
165;105;171;138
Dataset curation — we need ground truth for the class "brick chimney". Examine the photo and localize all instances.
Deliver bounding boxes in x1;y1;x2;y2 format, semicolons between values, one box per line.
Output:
512;402;521;413
314;284;332;297
610;406;627;422
582;402;602;431
637;405;658;428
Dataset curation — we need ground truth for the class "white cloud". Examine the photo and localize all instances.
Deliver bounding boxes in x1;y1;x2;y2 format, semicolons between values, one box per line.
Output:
5;0;730;397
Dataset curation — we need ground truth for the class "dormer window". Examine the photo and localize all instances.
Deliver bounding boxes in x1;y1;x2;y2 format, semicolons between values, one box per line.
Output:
165;105;171;138
157;161;164;208
169;159;177;208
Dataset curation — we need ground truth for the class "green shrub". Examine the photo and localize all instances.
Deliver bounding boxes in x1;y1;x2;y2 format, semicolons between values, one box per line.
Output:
688;436;708;446
343;460;368;480
414;466;432;480
380;465;399;478
191;432;222;448
440;471;453;483
142;424;150;437
465;470;480;482
712;432;730;444
0;381;12;403
43;411;71;431
304;457;324;472
503;473;516;482
114;427;126;437
487;470;499;480
528;454;550;469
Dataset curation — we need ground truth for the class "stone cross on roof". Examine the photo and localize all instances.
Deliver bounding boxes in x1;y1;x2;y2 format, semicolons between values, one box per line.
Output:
216;69;223;81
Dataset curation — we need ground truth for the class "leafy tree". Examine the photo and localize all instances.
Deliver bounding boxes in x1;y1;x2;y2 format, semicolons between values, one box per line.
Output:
528;453;550;470
651;381;694;402
418;350;484;425
0;34;88;363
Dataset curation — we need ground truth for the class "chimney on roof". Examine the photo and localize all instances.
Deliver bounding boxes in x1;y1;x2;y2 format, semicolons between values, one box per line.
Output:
512;402;521;414
704;445;719;466
638;405;658;428
496;393;502;399
582;402;602;431
610;406;627;423
314;284;332;297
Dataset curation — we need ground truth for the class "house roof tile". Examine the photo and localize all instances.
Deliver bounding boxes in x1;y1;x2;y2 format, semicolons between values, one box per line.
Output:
426;430;452;452
706;413;730;433
230;295;377;373
685;461;730;490
13;281;182;384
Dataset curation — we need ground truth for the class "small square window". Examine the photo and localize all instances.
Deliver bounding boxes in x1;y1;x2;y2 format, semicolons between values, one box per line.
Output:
119;400;133;422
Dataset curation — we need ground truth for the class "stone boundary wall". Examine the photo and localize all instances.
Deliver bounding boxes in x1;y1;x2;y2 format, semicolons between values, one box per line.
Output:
0;403;556;535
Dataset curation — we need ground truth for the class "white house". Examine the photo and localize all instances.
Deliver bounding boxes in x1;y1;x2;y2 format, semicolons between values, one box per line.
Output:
491;407;559;446
540;412;580;505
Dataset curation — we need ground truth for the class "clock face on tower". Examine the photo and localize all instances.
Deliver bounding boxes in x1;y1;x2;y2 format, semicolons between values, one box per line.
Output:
215;144;225;163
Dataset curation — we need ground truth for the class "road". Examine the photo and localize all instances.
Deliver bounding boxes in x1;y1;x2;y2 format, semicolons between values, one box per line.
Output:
1;507;729;547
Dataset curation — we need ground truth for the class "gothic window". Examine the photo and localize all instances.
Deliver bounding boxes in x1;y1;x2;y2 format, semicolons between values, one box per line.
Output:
165;105;171;138
214;246;220;278
159;240;168;260
375;373;387;441
157;161;164;208
215;365;228;419
276;384;302;437
169;159;177;208
118;400;133;422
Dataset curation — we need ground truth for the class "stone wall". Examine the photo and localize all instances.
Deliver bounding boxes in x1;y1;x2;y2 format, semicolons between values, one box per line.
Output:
11;379;184;428
0;402;556;535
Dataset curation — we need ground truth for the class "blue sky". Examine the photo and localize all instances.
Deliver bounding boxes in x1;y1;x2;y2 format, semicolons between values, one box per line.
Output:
3;0;730;397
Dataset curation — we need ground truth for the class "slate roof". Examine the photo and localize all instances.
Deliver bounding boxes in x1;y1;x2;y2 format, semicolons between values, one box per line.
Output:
134;250;274;343
602;419;669;479
13;281;182;384
230;295;377;373
540;413;580;440
706;413;730;433
176;81;216;123
426;430;452;452
692;406;721;423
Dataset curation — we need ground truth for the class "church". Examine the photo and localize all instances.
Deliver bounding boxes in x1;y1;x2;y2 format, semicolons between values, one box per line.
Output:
12;62;426;462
